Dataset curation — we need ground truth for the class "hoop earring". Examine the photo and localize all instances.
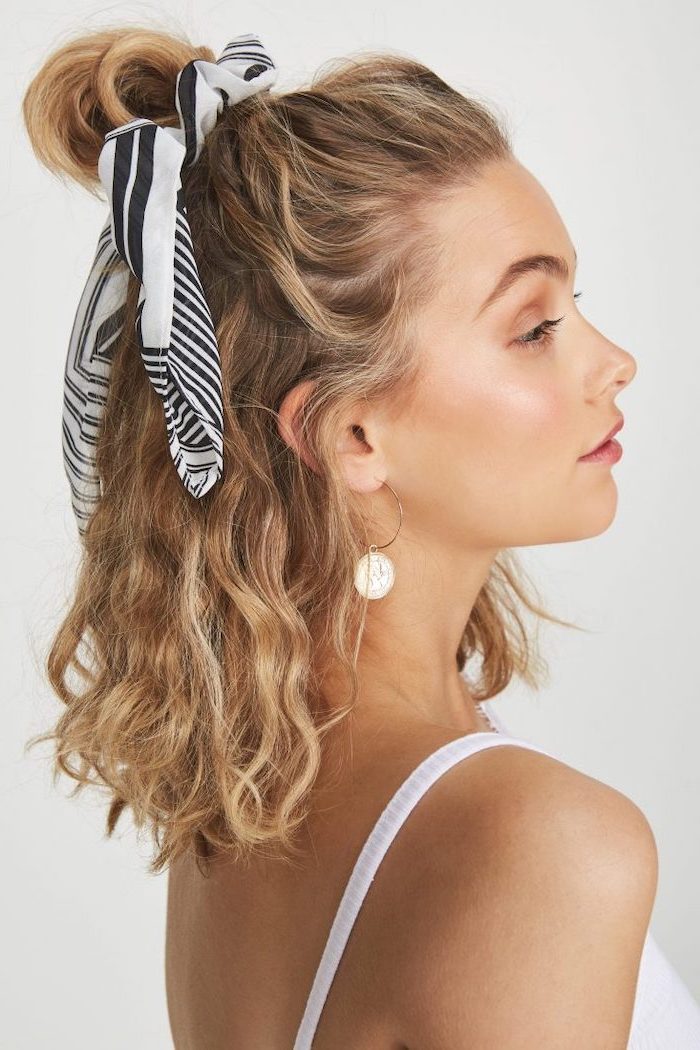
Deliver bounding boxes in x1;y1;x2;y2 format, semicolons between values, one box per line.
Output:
353;480;403;600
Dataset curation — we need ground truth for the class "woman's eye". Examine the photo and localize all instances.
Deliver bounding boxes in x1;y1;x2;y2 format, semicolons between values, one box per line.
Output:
513;290;582;351
514;316;563;350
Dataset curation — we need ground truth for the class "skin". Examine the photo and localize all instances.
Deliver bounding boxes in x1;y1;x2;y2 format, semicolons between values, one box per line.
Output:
166;156;650;1050
277;155;637;738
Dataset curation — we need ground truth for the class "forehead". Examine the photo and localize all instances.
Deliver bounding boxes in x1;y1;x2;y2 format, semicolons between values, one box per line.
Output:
424;158;575;315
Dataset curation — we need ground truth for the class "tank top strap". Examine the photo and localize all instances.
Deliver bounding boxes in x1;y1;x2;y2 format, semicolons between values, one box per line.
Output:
292;730;550;1050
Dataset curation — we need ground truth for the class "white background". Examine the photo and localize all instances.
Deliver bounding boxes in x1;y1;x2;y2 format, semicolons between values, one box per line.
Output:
3;0;699;1045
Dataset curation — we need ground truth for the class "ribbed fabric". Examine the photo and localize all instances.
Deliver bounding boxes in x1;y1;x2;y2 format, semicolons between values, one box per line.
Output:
628;927;700;1047
292;701;700;1049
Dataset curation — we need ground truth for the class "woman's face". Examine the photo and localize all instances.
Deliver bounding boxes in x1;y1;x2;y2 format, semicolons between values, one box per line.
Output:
382;156;637;551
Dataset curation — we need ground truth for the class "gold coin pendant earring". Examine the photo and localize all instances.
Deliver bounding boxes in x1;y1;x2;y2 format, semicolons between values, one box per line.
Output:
353;480;403;600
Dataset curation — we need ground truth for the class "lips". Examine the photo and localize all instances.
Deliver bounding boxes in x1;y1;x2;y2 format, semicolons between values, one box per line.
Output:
582;416;624;456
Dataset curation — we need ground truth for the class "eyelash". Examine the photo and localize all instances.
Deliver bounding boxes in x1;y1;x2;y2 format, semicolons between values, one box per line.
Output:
514;291;583;350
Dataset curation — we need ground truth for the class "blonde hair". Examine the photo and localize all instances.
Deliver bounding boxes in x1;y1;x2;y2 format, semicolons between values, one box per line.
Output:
22;24;581;876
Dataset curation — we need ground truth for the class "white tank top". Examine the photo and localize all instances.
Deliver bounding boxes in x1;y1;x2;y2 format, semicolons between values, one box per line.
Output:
292;701;700;1049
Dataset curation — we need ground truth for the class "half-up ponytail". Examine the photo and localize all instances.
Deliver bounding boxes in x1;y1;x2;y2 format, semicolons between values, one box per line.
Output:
23;23;578;876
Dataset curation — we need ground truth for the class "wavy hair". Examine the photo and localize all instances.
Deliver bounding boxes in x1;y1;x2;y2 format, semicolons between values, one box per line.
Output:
22;24;581;876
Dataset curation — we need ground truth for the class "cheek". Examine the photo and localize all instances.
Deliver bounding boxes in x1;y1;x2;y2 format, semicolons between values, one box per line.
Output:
417;360;571;474
394;359;577;545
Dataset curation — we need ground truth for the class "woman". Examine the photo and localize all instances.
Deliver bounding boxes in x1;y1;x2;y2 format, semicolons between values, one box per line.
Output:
22;24;700;1049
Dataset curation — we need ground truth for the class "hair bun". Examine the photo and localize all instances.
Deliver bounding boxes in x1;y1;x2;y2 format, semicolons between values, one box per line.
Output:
22;25;215;192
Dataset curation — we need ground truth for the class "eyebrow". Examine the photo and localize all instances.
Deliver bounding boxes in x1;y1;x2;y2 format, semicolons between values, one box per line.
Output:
475;248;578;319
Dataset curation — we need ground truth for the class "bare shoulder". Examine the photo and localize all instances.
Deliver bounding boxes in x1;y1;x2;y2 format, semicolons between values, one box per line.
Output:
385;742;658;1050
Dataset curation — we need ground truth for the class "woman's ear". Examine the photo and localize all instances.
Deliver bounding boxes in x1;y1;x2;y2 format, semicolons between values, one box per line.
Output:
334;419;387;496
277;381;389;496
276;378;321;473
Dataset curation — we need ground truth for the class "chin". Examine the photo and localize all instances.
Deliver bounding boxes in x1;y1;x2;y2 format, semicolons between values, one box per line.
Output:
517;483;620;545
562;483;620;541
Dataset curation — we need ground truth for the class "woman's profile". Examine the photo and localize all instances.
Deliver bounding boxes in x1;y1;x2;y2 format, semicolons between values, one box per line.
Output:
21;23;700;1049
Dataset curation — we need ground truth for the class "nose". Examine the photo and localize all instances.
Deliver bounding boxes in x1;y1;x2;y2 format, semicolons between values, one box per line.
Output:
593;336;637;398
610;343;637;393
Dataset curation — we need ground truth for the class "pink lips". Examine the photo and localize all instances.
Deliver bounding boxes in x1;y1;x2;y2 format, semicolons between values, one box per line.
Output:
578;417;624;463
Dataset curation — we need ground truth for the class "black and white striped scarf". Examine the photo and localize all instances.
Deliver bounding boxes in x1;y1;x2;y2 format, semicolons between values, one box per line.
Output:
62;32;278;536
